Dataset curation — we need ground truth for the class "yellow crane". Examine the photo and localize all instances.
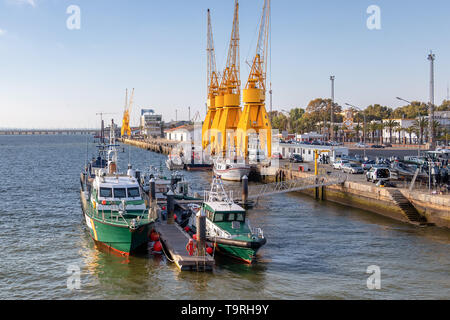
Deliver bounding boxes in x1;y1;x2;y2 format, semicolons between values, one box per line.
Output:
202;9;220;150
210;0;241;157
237;0;272;158
216;0;241;157
121;88;134;137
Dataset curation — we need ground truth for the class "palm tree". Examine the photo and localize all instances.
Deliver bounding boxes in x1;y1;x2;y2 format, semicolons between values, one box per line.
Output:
369;122;379;143
413;117;428;145
377;122;385;144
384;119;399;144
395;127;404;144
405;127;415;145
333;125;339;141
354;123;362;142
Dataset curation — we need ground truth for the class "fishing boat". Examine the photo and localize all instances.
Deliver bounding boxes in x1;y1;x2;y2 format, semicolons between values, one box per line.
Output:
166;155;185;171
80;120;154;255
186;176;266;263
213;158;251;182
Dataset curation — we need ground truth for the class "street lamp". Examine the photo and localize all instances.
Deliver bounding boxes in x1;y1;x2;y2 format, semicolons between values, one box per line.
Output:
345;102;367;159
330;76;335;142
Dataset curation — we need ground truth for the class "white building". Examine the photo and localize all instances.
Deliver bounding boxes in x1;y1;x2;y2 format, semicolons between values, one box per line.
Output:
381;119;418;144
277;143;348;162
165;125;194;142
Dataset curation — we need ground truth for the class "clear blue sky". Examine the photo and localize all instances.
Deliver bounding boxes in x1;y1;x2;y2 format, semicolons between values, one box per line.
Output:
0;0;449;128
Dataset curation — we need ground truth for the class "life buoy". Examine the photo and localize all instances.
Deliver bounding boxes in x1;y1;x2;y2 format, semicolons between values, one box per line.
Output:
186;239;196;256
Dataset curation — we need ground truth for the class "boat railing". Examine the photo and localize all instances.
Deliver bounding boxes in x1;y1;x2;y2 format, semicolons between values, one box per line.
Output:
94;202;150;228
252;227;264;239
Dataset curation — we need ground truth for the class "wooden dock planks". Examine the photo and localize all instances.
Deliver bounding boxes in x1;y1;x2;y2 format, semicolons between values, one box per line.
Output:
155;221;214;271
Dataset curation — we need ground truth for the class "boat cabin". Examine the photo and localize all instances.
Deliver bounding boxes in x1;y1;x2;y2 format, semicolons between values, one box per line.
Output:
92;174;144;206
203;202;246;223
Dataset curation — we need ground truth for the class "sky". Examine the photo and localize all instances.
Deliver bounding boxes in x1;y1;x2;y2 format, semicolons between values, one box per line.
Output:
0;0;449;128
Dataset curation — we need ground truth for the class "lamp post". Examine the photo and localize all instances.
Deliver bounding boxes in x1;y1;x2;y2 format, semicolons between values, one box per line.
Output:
345;103;366;159
330;76;335;142
427;51;436;150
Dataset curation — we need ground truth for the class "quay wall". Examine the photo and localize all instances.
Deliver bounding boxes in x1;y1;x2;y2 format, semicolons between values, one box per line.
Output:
266;167;450;228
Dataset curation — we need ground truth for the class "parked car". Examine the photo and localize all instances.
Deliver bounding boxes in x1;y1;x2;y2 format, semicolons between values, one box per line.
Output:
366;167;391;183
271;152;283;159
355;143;368;148
371;144;385;149
332;159;349;170
289;153;303;163
361;160;376;170
342;163;364;174
383;143;392;148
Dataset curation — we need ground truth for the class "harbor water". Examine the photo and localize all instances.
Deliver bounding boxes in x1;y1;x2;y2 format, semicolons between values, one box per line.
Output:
0;135;449;299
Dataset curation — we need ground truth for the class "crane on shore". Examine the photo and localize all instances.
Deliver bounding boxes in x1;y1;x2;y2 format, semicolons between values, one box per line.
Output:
237;0;272;158
216;0;241;158
209;0;241;157
202;9;220;150
121;88;134;137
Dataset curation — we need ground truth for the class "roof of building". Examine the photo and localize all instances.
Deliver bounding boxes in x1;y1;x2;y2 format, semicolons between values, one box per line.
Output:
164;124;195;133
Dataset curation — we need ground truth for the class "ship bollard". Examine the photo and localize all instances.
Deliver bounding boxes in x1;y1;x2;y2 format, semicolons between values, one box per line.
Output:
196;209;206;256
242;175;248;205
167;190;175;224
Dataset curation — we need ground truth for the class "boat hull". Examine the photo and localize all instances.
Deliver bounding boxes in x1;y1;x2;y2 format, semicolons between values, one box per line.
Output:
215;243;258;264
213;167;251;181
80;189;152;255
85;215;151;255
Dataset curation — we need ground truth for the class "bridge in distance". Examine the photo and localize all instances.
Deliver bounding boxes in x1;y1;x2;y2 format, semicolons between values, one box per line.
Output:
0;128;102;135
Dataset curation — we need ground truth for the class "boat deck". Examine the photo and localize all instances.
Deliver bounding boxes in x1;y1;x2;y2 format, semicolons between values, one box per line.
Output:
154;220;214;271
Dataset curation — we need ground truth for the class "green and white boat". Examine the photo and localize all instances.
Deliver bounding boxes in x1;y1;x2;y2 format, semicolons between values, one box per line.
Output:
80;121;155;256
189;177;266;263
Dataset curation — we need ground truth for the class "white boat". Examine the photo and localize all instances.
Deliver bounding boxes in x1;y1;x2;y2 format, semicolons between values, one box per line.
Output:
213;158;251;182
165;155;185;171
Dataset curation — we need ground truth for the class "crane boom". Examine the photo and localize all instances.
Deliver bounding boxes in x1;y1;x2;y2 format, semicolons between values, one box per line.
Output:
215;0;241;157
237;0;272;158
202;9;220;150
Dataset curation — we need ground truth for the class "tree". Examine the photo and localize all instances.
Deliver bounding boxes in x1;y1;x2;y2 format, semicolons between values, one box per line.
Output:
405;127;415;145
392;101;428;119
369;122;379;143
437;100;450;111
384;119;399;143
413;117;428;145
395;126;404;144
354;123;362;142
365;104;393;121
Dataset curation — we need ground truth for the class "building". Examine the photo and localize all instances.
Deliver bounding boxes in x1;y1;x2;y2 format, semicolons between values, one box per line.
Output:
381;119;418;144
165;125;194;142
140;109;163;138
277;142;348;162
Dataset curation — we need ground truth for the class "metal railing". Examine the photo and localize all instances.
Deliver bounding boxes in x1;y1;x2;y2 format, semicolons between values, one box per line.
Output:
228;172;347;201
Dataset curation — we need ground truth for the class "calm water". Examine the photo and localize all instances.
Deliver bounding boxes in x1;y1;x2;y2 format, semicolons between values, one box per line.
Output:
0;135;449;300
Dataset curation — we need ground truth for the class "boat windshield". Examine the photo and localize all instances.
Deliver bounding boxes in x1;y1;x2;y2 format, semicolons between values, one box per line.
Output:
214;212;245;223
127;187;140;198
113;188;127;198
100;187;112;198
